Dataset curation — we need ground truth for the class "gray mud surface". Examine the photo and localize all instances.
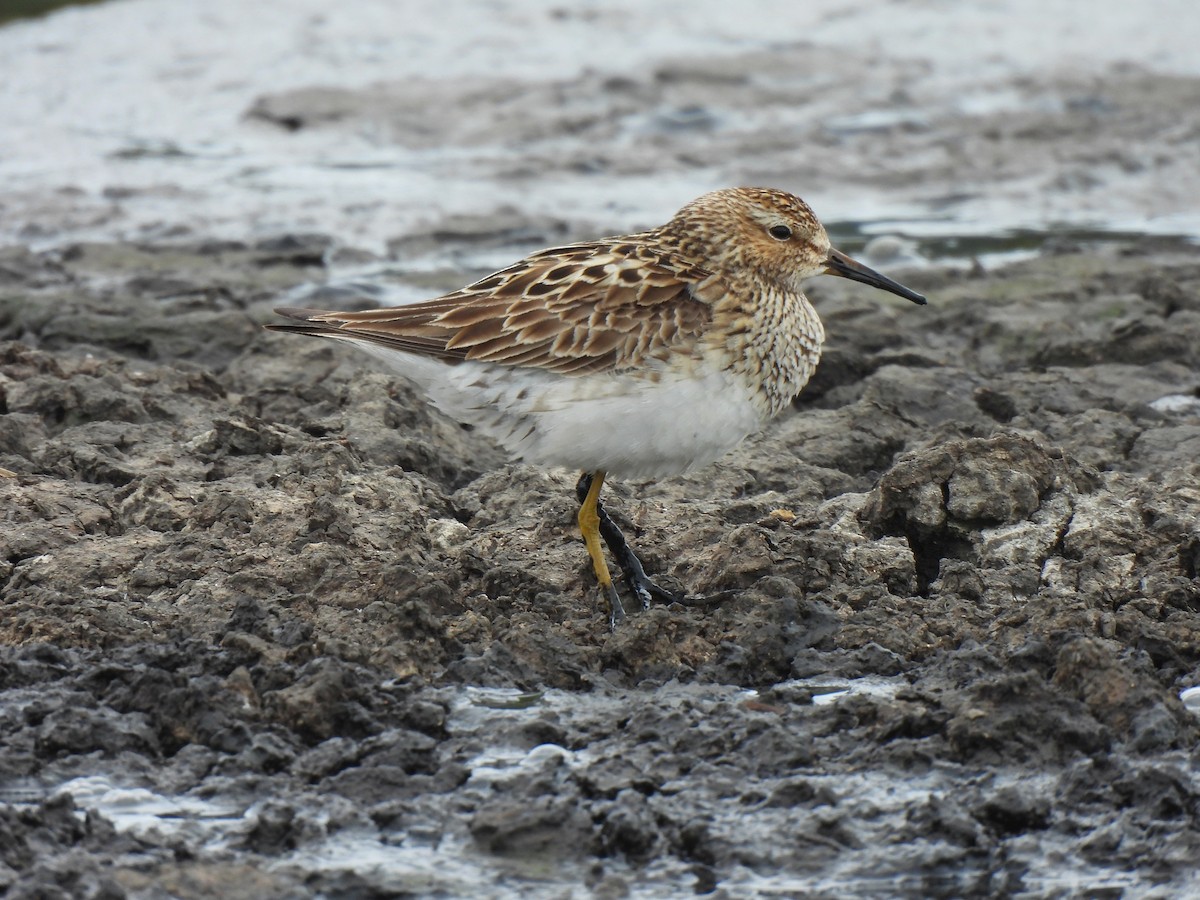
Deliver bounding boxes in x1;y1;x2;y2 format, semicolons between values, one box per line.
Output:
3;234;1200;898
3;7;1200;897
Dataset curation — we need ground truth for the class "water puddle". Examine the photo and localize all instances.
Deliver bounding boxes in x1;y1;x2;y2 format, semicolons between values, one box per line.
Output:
6;677;1190;898
827;220;1198;271
49;776;247;845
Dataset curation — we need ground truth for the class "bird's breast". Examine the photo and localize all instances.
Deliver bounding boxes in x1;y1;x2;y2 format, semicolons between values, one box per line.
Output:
712;288;826;418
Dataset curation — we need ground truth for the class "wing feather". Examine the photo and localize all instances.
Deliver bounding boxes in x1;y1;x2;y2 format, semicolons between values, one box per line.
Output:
268;239;720;376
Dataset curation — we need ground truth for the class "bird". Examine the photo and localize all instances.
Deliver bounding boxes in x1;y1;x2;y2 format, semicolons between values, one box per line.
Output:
267;187;926;627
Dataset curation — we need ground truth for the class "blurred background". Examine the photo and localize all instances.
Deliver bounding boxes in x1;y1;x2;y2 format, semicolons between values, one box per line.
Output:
3;0;1198;282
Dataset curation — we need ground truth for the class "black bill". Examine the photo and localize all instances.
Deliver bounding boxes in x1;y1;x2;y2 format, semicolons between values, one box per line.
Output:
823;248;927;305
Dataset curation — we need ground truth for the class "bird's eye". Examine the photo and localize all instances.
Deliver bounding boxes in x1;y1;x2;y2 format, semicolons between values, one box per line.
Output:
768;224;792;241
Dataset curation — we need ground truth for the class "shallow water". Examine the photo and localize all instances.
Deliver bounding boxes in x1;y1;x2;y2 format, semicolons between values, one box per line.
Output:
29;678;1180;899
3;0;1200;256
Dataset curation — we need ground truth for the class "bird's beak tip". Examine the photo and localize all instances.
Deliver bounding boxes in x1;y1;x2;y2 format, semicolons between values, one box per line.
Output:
823;248;927;306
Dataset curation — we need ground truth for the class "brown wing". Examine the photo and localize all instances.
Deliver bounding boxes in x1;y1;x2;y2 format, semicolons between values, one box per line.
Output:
268;239;720;376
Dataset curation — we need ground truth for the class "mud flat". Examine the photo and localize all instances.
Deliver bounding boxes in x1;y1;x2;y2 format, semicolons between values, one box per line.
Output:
1;228;1199;896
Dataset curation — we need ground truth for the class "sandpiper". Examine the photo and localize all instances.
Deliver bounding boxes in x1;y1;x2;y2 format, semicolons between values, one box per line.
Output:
268;188;926;626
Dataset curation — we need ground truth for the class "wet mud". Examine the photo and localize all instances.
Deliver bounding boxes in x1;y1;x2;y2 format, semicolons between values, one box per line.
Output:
3;9;1200;898
3;231;1200;897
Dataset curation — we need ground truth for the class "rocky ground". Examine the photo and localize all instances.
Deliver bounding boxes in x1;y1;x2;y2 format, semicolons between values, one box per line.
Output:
2;227;1199;897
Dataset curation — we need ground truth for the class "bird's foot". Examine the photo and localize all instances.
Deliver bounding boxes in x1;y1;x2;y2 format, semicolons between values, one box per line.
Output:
603;581;629;630
609;538;680;611
668;589;738;609
575;471;682;628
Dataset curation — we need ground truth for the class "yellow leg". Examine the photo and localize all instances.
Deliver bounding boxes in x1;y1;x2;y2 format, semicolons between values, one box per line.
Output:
577;470;627;626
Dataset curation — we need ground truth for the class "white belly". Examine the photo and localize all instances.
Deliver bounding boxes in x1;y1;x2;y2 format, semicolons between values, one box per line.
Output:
356;345;767;479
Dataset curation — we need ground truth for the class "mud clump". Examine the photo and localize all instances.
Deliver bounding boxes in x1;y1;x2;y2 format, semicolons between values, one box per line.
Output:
2;236;1200;895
